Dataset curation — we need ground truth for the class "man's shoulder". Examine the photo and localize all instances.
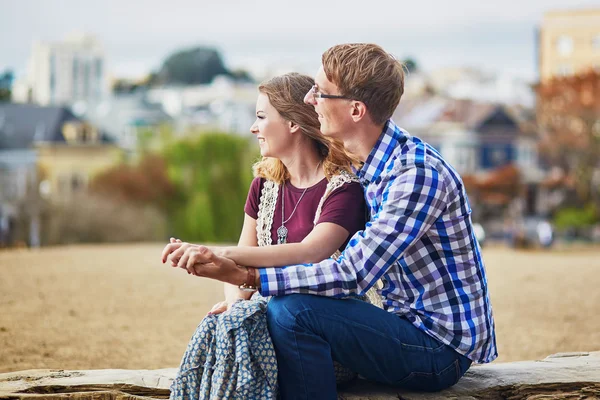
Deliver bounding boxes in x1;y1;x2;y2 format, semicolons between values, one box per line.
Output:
383;127;464;191
384;130;445;171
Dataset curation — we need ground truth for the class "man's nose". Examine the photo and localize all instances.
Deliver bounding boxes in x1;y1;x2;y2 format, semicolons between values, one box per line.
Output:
304;91;316;105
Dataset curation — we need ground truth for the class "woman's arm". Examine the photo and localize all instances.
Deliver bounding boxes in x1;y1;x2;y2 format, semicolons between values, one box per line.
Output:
223;214;259;303
218;222;350;267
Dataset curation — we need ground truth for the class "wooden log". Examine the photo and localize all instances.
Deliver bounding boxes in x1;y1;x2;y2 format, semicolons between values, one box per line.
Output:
1;352;598;399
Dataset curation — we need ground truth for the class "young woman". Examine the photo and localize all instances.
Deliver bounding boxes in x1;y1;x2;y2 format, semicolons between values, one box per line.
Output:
165;73;374;400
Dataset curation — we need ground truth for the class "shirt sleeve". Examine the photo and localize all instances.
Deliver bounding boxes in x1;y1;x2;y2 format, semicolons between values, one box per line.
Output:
258;163;449;297
316;181;366;237
243;177;263;219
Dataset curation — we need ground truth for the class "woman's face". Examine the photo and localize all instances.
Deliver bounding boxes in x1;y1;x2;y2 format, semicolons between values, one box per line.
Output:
250;93;293;158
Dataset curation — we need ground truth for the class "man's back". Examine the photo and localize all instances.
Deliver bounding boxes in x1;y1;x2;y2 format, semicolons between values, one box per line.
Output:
356;120;497;364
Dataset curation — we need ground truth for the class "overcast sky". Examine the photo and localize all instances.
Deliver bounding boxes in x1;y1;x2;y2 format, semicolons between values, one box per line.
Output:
1;0;598;82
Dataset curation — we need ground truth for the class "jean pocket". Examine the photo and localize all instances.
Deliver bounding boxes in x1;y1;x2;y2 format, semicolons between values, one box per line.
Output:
395;359;460;392
399;341;447;353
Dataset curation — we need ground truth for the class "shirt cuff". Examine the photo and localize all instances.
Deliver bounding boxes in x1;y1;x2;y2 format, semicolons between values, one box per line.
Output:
258;267;285;297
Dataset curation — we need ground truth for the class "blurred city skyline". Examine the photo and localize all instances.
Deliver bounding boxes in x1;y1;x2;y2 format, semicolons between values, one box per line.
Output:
1;0;598;83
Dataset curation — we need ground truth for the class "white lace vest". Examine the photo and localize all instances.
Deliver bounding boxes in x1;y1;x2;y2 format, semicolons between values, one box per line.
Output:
254;170;383;307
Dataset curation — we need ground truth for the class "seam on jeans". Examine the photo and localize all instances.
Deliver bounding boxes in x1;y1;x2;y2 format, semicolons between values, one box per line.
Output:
273;304;328;399
396;359;459;387
293;328;309;399
295;309;445;353
453;357;461;386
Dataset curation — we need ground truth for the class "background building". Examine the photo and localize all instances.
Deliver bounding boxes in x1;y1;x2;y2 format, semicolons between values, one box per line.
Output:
0;103;121;246
13;33;108;106
538;8;600;82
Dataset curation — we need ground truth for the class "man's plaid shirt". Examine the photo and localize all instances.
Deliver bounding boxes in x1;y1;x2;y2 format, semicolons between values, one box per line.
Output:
259;120;497;363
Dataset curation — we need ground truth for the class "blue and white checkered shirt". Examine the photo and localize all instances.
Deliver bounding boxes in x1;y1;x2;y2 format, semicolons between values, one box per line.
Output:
258;120;497;363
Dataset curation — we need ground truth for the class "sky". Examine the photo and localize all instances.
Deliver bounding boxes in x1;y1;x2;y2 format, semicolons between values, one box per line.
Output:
1;0;598;83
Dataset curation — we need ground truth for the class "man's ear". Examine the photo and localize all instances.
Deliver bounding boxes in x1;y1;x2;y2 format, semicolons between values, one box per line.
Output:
289;120;301;133
351;101;368;122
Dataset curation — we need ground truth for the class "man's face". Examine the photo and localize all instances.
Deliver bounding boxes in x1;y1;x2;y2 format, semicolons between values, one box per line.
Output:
304;66;351;139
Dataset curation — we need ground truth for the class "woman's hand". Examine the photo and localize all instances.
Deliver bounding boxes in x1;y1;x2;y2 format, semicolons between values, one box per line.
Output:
177;245;216;274
206;299;240;316
161;238;189;267
162;238;222;272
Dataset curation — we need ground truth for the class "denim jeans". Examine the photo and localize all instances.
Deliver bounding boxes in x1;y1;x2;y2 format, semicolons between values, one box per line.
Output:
266;294;472;400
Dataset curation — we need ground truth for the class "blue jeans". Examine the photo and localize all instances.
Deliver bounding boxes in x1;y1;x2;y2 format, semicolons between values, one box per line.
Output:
266;294;472;400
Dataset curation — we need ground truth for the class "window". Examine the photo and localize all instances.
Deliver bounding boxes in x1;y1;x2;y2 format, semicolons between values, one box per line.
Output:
73;57;79;97
593;34;600;50
491;148;506;165
556;35;573;56
95;58;103;98
71;174;83;191
34;122;46;141
556;63;573;77
50;53;56;103
84;61;91;98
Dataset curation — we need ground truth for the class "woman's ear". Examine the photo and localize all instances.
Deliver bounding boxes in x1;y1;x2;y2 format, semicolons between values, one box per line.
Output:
288;120;301;134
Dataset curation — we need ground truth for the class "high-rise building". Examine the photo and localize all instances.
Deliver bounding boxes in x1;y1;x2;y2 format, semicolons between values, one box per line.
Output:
17;33;107;105
538;8;600;82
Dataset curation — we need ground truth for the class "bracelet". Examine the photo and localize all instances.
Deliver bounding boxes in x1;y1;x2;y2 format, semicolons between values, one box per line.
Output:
239;267;258;292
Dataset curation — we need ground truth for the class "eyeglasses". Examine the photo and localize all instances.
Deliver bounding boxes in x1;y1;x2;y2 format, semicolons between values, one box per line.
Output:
309;85;351;101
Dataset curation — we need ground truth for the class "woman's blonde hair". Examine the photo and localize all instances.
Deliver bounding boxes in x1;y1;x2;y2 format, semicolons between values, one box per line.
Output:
252;73;358;184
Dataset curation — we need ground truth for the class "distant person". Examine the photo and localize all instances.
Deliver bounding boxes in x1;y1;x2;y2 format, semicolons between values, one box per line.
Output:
165;43;497;399
162;72;370;399
537;220;553;248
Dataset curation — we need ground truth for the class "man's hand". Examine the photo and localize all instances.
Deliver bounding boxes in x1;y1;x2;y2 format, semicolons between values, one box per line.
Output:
185;247;248;286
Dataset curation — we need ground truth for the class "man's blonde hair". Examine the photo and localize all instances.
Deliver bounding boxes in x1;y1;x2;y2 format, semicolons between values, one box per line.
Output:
322;43;405;125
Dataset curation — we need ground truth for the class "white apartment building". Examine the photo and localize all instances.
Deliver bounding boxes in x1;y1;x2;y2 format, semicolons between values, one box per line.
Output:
15;33;108;105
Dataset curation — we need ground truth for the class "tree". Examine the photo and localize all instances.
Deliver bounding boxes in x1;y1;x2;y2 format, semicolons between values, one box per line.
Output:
535;70;600;207
230;68;255;83
163;132;258;242
90;154;179;211
403;58;418;74
0;69;13;102
89;131;259;243
158;46;229;85
0;88;9;102
463;164;522;220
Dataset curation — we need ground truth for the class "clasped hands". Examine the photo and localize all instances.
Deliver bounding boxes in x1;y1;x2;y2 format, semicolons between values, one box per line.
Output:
160;238;248;287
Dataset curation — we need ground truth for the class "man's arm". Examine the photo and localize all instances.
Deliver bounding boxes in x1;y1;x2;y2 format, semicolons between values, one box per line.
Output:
258;163;449;297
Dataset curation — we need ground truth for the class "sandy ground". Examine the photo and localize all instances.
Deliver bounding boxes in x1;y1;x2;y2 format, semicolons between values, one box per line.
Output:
1;243;599;373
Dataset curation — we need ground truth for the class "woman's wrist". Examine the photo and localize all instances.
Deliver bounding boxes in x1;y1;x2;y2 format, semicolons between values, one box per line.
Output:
215;246;232;259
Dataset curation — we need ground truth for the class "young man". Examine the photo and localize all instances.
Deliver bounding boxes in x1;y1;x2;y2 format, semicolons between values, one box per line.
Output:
166;43;496;399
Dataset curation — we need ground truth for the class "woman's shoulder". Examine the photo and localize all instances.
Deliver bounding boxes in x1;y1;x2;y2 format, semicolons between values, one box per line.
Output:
327;170;361;190
249;176;273;191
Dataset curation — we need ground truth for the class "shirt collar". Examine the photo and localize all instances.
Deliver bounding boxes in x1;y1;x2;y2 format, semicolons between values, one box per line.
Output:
357;119;404;186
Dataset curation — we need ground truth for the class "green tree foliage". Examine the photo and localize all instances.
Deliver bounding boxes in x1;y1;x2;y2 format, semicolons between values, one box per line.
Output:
0;89;10;102
0;69;13;102
230;69;255;83
90;130;259;243
158;46;229;85
163;132;258;242
403;58;418;74
553;203;598;230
